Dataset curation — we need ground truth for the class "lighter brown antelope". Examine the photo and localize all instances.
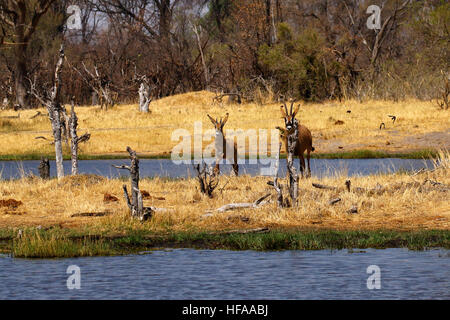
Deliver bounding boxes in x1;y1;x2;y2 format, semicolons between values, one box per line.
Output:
207;113;239;176
277;102;315;178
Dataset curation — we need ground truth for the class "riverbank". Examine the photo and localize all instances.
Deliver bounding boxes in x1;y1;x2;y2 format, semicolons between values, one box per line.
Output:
0;151;448;257
1;228;449;258
0;91;449;158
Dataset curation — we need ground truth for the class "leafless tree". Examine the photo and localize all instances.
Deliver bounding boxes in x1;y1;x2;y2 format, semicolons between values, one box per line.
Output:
29;45;66;179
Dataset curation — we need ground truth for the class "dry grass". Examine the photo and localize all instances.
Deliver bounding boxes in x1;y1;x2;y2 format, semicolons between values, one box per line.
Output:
0;91;449;157
1;151;448;233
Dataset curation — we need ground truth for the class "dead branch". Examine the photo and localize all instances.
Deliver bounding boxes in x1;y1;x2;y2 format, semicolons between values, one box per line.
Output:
29;111;43;119
71;211;111;217
267;141;290;207
312;183;337;190
195;162;219;198
423;179;450;191
35;136;50;141
28;45;65;179
114;147;153;221
204;193;271;215
328;198;342;205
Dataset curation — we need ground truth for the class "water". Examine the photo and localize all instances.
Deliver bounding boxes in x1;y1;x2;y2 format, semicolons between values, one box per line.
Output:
0;158;435;180
0;248;448;300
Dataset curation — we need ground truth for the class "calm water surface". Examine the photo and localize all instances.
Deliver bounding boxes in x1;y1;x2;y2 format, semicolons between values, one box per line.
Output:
0;248;448;300
0;158;435;180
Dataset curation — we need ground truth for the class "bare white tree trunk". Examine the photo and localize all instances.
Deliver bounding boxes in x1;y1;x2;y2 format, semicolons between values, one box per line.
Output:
193;24;210;90
69;101;79;175
287;121;299;206
138;81;151;113
29;45;66;179
114;147;153;221
50;107;64;179
48;46;65;180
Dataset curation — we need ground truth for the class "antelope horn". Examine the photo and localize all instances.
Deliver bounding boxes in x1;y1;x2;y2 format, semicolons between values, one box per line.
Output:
292;104;300;118
290;101;294;116
283;102;289;116
207;114;216;125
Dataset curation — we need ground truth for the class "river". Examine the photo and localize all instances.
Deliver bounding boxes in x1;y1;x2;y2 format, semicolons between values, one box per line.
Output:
0;248;448;299
0;158;435;179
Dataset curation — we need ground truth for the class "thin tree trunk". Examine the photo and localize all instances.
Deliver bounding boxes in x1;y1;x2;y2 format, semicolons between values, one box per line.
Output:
47;45;65;180
113;147;152;221
69;100;79;175
138;82;151;113
193;24;209;90
287;123;299;206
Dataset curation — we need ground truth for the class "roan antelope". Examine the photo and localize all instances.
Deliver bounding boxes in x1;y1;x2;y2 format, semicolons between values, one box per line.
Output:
207;113;239;176
277;102;315;178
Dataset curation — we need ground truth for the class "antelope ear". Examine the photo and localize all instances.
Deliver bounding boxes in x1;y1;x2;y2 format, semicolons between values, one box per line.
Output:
292;104;300;118
207;114;216;125
280;106;287;118
221;112;229;127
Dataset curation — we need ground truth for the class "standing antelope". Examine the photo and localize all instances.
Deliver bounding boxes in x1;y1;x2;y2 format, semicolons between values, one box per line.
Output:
207;113;239;176
277;102;315;178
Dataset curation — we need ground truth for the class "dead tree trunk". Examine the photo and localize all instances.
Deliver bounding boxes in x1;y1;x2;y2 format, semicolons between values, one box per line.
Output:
286;121;299;206
113;147;152;221
38;157;50;179
192;24;210;90
267;142;289;207
195;162;219;198
69;100;79;175
29;45;65;179
138;81;151;113
61;99;91;175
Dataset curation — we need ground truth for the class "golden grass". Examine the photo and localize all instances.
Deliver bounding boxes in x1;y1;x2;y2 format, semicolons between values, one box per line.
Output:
0;91;449;157
1;151;449;233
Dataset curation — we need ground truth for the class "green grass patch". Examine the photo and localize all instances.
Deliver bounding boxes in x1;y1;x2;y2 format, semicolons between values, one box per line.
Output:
10;230;120;258
2;228;448;258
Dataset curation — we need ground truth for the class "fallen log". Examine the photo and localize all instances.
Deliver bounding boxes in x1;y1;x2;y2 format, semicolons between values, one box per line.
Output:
71;211;111;217
30;111;44;119
328;198;342;205
312;183;337;190
204;193;271;215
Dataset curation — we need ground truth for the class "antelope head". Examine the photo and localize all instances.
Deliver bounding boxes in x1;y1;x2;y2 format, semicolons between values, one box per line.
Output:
207;113;229;138
280;101;300;133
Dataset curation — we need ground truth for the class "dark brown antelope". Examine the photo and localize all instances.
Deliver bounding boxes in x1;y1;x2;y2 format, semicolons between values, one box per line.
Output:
207;113;239;176
277;102;315;178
